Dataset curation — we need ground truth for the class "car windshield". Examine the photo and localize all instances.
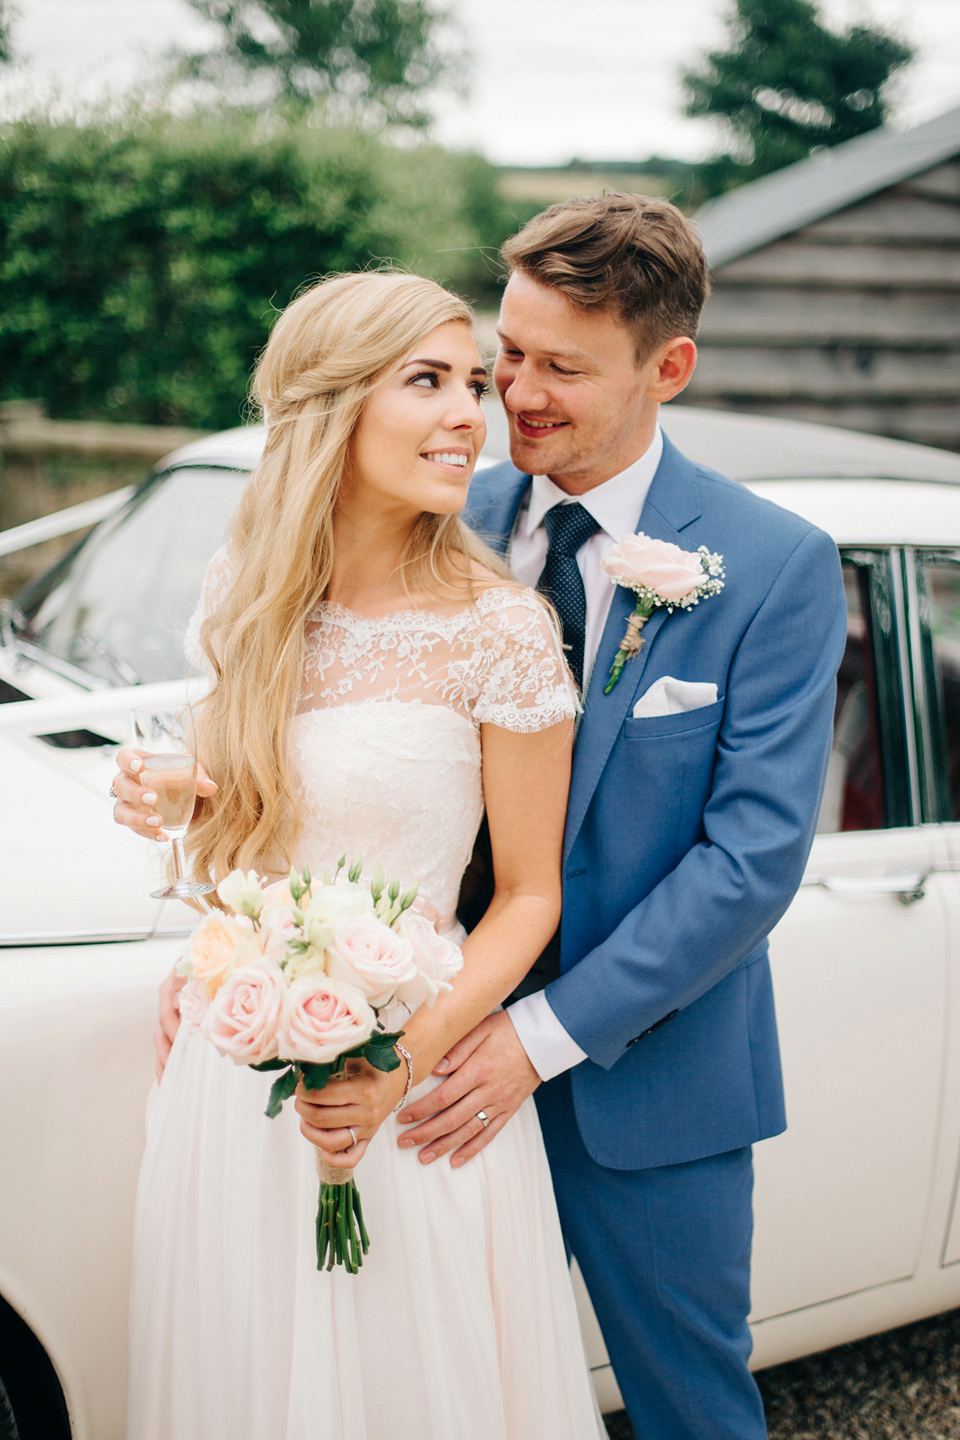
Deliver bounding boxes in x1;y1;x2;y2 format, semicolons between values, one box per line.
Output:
17;466;248;685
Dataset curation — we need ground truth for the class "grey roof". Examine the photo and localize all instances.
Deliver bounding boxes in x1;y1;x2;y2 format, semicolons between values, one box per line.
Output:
695;104;960;269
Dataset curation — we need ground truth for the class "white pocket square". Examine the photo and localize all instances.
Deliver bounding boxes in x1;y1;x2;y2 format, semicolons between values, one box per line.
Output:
632;676;718;719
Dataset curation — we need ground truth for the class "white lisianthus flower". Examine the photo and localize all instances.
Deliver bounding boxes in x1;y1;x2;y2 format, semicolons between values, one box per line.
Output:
217;869;267;921
285;944;326;980
303;883;374;955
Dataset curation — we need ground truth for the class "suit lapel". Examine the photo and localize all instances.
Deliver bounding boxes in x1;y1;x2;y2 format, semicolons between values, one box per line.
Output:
563;435;703;864
466;466;530;555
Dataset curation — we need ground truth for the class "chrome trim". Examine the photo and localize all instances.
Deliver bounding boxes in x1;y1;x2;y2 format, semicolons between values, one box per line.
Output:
889;549;921;826
903;547;937;821
0;926;194;949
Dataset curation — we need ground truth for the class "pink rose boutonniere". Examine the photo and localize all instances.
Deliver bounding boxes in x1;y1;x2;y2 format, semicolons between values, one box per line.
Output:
600;533;725;694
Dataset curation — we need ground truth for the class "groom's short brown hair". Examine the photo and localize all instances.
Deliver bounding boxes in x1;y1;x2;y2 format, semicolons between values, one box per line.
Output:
501;192;709;361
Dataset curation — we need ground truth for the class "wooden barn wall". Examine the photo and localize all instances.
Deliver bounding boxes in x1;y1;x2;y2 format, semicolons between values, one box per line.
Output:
681;157;960;451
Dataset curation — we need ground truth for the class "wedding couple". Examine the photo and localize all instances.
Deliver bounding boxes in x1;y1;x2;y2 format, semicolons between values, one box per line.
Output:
112;193;846;1440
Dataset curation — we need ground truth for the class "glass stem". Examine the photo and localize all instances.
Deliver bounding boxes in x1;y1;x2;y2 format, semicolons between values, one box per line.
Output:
171;837;187;885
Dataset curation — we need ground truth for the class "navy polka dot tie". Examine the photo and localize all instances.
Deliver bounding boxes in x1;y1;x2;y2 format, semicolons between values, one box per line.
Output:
537;502;601;691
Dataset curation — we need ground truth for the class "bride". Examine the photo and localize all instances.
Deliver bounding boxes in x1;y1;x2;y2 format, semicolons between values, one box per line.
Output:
111;271;605;1440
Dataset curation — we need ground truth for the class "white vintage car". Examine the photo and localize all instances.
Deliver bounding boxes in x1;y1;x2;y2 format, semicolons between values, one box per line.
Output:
3;403;960;1438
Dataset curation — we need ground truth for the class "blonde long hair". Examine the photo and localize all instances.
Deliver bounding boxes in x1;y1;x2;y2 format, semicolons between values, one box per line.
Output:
188;271;511;885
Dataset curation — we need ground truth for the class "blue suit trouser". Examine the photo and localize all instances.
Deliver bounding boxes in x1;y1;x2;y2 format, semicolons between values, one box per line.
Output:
536;1073;768;1440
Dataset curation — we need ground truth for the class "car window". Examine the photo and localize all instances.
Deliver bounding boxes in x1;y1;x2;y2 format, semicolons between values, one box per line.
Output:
19;466;248;686
915;555;960;822
818;553;910;833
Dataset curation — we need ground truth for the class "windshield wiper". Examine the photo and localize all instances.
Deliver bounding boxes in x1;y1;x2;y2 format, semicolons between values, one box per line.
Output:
76;628;143;686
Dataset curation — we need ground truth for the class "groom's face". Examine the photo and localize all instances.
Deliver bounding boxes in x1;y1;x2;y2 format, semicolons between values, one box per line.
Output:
493;270;683;493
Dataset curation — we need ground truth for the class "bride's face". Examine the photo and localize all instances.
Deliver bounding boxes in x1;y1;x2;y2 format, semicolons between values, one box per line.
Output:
347;321;488;521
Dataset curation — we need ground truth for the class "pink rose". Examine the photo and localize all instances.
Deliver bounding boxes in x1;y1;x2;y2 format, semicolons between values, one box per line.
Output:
601;533;704;602
260;902;300;962
178;978;210;1029
277;975;376;1064
201;961;286;1065
326;915;417;1007
184;911;261;997
393;912;463;1010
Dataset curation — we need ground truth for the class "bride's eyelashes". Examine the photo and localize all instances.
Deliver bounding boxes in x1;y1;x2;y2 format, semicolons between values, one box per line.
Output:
409;370;489;401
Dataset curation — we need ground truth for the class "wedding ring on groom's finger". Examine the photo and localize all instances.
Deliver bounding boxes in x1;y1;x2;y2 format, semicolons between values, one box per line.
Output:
476;1111;490;1128
347;1127;357;1147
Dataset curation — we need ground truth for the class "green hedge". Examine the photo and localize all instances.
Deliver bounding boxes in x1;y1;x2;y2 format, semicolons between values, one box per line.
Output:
0;112;519;430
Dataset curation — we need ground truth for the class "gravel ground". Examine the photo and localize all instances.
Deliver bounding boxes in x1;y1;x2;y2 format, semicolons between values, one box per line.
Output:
603;1307;960;1438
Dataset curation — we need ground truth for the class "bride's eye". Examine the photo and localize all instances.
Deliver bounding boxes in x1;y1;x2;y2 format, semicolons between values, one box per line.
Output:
469;379;490;400
410;371;440;389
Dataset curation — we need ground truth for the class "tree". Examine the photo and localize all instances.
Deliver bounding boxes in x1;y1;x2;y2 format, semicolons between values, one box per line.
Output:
178;0;454;127
683;0;913;192
0;2;14;64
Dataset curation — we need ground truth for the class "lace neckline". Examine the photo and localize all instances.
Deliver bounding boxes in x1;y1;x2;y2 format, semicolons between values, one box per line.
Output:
311;588;517;630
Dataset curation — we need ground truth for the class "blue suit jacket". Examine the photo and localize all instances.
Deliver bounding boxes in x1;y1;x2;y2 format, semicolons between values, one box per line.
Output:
465;435;846;1171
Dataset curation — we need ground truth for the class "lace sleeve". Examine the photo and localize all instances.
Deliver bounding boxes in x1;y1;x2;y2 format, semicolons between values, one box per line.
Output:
472;588;581;732
184;546;234;669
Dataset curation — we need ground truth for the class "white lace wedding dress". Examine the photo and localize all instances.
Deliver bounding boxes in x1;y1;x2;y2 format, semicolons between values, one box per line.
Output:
126;559;605;1440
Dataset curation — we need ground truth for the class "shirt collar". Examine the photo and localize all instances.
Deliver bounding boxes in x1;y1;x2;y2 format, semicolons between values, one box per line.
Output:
519;426;664;542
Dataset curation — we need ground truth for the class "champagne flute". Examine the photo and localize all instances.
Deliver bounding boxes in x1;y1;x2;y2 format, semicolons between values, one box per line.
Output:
131;703;214;900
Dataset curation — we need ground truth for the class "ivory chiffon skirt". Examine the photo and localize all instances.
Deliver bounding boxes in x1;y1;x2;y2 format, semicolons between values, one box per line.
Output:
126;1024;605;1440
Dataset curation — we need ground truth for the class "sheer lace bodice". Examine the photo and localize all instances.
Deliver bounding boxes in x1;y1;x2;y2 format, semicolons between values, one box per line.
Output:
188;549;579;926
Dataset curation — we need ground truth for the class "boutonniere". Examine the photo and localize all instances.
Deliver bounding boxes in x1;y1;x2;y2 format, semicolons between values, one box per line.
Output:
600;533;725;694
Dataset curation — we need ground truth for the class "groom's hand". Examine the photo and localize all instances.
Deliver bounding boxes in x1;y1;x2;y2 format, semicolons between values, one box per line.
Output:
396;1012;540;1168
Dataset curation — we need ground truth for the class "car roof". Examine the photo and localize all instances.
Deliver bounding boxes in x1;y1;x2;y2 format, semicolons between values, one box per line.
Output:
156;404;960;548
160;404;960;488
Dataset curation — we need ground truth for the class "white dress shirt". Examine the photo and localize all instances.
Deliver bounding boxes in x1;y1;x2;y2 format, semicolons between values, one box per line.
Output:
505;427;664;1081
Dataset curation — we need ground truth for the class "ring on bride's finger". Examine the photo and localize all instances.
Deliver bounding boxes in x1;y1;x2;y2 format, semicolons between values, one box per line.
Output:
108;782;117;798
476;1110;490;1128
348;1127;357;1147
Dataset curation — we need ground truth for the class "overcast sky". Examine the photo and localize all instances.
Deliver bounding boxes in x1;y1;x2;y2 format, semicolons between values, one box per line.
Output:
4;0;959;164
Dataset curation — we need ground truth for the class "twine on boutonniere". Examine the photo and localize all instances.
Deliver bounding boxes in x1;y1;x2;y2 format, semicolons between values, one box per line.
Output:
601;533;725;694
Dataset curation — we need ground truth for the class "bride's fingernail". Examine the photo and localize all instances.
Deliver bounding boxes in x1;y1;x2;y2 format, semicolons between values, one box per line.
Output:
434;1058;450;1072
141;791;157;805
146;815;161;826
130;757;142;773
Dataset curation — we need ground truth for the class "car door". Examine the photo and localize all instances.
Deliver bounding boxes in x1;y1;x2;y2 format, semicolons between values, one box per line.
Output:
750;547;952;1321
910;551;960;1275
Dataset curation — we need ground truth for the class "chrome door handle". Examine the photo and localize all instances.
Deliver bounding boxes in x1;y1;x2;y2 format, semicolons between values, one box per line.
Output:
803;871;929;905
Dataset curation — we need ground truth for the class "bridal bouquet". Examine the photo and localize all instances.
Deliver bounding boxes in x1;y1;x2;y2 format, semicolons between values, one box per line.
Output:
177;857;463;1273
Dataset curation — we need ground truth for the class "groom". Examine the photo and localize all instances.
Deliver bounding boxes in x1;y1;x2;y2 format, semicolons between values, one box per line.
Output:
396;194;847;1438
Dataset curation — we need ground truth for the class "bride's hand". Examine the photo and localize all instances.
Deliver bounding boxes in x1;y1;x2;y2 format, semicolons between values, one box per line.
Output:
294;1059;408;1169
111;747;218;842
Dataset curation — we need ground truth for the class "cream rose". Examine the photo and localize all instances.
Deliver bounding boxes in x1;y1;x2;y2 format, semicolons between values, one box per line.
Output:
183;912;258;997
325;914;417;1007
277;975;376;1064
201;961;285;1064
393;912;463;1010
216;868;267;920
601;533;705;602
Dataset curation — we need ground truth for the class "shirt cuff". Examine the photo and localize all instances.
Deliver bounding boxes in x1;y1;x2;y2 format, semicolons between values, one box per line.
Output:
506;989;588;1081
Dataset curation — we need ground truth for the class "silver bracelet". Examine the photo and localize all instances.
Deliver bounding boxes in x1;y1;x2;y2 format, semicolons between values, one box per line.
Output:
392;1042;414;1111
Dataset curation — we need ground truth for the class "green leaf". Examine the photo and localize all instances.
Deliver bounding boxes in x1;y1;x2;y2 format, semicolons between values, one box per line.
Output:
300;1061;332;1091
364;1043;401;1073
250;1057;290;1071
264;1066;298;1118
